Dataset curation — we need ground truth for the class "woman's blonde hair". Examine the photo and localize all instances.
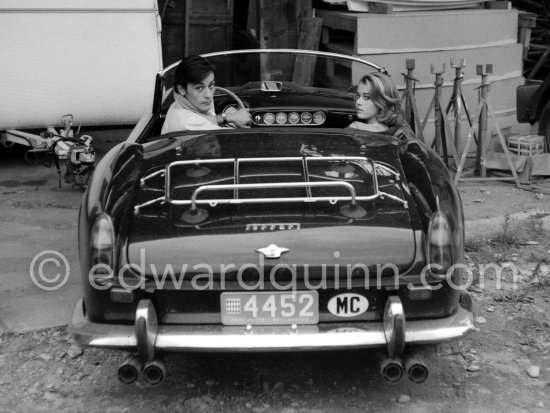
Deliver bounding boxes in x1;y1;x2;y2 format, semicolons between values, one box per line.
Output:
359;72;404;127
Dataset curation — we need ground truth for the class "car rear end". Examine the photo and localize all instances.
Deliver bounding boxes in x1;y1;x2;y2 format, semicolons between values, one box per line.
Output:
71;129;474;385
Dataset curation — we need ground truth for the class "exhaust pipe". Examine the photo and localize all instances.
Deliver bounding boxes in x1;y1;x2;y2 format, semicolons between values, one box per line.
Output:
380;357;404;384
404;356;429;384
117;356;143;384
142;358;166;385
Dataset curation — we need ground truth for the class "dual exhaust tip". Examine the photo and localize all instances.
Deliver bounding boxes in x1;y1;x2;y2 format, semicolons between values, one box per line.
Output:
117;354;427;386
117;356;166;385
380;356;429;384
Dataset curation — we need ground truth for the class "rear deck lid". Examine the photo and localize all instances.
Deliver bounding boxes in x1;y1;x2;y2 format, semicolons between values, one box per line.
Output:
126;130;417;278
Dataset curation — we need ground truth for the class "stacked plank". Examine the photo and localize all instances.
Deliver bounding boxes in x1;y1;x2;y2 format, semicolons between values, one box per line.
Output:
345;0;489;12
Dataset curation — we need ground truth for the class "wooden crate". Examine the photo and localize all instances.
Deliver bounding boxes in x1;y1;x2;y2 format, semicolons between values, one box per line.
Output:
507;135;546;156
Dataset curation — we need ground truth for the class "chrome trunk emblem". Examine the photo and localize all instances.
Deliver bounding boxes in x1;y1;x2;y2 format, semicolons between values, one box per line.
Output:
256;244;289;259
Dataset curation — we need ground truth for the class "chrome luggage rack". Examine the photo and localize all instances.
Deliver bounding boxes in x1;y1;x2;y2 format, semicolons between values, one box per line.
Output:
134;156;407;222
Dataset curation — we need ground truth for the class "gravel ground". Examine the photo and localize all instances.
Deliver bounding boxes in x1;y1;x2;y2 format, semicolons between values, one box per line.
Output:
1;218;549;413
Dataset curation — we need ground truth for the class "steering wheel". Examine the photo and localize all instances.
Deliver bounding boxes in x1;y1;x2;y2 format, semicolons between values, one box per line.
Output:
215;86;249;128
215;86;246;110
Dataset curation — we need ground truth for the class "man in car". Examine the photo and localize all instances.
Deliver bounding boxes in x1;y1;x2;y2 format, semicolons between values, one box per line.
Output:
162;55;251;133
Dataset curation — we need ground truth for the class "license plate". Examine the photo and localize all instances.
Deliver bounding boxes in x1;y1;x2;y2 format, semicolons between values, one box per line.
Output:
220;291;319;325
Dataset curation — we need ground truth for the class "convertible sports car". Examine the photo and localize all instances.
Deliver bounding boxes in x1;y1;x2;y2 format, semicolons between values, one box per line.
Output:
70;49;474;386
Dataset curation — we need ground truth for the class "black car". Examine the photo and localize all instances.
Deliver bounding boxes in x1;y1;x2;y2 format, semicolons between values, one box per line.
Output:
70;49;474;386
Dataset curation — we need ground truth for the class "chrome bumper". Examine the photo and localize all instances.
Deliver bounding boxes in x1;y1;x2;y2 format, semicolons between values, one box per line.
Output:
70;295;474;358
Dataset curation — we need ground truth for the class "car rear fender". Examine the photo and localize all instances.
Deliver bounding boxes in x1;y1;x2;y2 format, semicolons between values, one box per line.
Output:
398;140;464;272
78;142;145;314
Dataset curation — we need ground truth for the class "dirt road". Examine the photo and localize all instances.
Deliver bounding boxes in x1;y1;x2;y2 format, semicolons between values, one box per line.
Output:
1;218;549;413
1;132;549;412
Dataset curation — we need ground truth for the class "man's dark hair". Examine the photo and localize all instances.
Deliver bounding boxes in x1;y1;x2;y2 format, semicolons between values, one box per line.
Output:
175;55;215;91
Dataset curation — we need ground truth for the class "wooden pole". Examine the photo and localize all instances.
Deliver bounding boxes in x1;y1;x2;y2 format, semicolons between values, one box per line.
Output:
401;59;423;140
476;64;492;177
448;58;466;153
404;59;414;130
431;63;448;166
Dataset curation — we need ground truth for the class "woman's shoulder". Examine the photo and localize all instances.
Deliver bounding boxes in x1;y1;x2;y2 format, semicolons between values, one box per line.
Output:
347;121;419;142
387;123;418;141
348;121;388;133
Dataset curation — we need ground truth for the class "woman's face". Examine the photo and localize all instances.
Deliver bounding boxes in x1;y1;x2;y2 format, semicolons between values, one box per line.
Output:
178;71;215;114
355;81;378;123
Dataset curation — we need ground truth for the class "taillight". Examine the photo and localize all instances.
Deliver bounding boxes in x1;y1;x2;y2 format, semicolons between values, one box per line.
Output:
426;205;453;279
90;214;115;285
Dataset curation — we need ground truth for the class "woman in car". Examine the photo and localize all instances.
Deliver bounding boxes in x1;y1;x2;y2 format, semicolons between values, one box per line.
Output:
349;72;415;140
162;55;251;133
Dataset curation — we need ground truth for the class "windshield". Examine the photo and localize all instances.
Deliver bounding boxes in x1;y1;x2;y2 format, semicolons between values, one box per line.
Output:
159;49;385;111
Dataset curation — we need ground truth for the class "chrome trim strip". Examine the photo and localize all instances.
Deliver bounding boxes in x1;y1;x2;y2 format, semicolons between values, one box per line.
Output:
70;299;474;352
186;181;359;211
161;49;386;76
140;169;164;187
133;196;165;214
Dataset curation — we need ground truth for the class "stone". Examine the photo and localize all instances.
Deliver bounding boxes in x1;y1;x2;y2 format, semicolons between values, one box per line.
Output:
476;316;487;324
467;365;481;372
398;394;411;403
43;391;57;401
67;345;83;359
38;353;53;361
527;366;540;378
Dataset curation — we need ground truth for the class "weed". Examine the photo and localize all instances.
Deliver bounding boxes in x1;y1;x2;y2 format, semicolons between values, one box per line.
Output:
492;215;522;246
465;238;484;252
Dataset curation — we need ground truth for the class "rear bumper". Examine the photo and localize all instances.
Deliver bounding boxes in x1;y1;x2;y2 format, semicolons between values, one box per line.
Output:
70;293;474;357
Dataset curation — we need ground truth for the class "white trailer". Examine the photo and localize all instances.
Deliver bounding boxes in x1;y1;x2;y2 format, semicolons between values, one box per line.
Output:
0;0;163;136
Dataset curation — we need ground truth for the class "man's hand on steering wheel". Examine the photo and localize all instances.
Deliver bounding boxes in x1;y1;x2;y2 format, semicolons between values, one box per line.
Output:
226;109;251;128
216;86;251;128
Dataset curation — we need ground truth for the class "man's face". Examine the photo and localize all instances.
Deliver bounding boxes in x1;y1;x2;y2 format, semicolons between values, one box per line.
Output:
178;71;215;114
